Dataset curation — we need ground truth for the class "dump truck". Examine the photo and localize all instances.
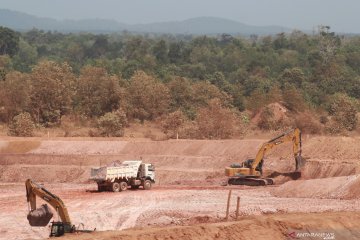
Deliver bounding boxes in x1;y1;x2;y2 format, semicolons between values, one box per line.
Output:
90;160;155;192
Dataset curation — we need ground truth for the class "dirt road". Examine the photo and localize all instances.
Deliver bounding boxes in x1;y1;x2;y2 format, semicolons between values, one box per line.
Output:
1;183;360;239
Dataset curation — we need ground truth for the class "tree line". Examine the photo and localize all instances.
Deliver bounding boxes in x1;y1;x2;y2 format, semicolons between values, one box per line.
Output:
0;26;359;137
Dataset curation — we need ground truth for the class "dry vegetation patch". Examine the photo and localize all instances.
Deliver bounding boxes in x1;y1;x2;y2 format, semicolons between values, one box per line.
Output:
0;140;40;153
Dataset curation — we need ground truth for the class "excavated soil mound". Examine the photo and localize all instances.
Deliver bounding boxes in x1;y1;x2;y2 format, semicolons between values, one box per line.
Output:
63;212;360;240
252;102;289;125
272;174;360;199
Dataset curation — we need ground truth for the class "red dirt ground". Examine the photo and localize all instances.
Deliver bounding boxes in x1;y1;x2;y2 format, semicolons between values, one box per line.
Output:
0;135;360;239
64;212;360;240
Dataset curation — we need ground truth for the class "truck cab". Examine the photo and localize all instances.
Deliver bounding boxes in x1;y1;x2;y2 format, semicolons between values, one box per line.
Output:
140;163;155;183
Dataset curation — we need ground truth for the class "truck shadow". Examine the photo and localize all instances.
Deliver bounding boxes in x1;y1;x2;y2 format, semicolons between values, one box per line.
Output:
86;188;144;193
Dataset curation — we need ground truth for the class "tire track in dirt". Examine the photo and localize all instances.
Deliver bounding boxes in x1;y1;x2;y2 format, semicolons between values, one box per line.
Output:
118;192;157;230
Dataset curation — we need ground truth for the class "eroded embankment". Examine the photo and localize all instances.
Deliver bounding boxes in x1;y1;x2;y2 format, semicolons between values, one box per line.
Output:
62;212;360;240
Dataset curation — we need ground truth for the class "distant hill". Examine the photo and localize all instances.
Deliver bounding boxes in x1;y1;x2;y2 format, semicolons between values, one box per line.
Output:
131;17;291;35
0;9;292;35
0;9;127;33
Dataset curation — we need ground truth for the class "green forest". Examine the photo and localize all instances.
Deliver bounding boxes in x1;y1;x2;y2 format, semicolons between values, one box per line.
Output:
0;26;359;138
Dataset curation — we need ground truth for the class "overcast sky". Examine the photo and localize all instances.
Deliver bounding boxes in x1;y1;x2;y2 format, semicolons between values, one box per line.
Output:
1;0;359;33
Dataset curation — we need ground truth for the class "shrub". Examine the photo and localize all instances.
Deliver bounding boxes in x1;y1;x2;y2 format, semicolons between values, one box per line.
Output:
325;119;343;134
96;109;127;137
282;87;306;112
161;110;186;138
195;98;236;139
8;112;35;137
178;121;199;139
328;94;358;131
319;115;329;125
257;106;277;130
294;112;322;134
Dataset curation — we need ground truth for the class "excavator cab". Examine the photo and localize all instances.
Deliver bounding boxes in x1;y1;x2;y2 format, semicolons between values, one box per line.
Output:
50;222;74;237
50;222;65;237
236;159;264;174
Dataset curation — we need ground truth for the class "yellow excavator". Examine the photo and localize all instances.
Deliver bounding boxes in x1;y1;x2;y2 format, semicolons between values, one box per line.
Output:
225;128;305;186
25;179;94;237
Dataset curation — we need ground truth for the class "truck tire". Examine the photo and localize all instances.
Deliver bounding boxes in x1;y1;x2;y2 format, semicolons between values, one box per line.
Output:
143;180;152;190
119;182;128;191
111;182;120;192
97;184;104;192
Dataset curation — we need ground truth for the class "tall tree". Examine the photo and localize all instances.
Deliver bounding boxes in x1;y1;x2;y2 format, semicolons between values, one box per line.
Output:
76;66;123;117
0;71;30;122
29;61;75;125
196;98;236;139
0;26;19;56
153;39;168;63
167;76;194;111
12;38;38;72
127;71;170;121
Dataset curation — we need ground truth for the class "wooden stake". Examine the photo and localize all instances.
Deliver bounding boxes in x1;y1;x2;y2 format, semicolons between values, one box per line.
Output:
225;190;232;220
236;197;240;220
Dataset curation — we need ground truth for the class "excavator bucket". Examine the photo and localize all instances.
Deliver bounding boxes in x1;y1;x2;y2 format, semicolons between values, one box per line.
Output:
295;155;306;171
27;204;53;227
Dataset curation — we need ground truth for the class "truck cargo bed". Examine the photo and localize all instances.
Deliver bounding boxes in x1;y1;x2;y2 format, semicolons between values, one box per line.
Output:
90;161;142;181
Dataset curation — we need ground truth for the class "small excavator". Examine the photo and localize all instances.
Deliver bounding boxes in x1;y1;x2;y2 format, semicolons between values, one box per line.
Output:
225;128;305;186
25;179;95;237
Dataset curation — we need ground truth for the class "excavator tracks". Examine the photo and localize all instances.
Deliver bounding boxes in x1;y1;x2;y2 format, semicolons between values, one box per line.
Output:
228;177;274;186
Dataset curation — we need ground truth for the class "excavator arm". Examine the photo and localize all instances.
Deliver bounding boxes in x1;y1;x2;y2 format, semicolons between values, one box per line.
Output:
25;179;72;224
249;128;302;175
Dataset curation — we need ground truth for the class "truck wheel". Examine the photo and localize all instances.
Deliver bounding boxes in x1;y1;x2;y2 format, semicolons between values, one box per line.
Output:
112;182;120;192
97;184;104;192
119;182;128;191
143;180;152;190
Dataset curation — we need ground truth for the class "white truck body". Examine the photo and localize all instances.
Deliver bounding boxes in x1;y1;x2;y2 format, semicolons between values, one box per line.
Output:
90;160;155;192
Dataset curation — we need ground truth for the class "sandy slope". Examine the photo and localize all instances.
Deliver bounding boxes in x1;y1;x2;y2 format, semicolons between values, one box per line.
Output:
272;174;360;199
